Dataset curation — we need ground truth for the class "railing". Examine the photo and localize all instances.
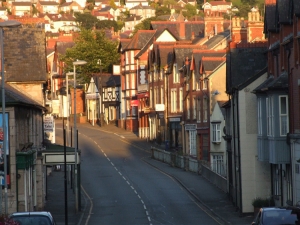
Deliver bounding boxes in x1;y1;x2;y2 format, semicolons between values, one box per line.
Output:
151;147;227;193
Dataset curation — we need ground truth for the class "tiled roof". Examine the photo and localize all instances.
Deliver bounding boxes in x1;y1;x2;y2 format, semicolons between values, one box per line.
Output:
0;83;44;109
12;2;32;6
39;1;59;5
253;75;274;93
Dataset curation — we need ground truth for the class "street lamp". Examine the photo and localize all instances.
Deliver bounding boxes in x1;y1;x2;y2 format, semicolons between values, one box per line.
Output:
0;20;21;214
73;60;86;213
65;72;74;146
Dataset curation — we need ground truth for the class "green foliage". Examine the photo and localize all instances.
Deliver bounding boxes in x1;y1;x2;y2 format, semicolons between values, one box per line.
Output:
74;12;99;30
60;29;120;83
109;0;117;9
132;17;166;36
182;4;198;19
252;197;275;208
96;20;119;31
31;4;39;16
155;6;171;17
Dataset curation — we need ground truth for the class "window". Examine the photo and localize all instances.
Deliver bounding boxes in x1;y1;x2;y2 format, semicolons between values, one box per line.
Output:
279;95;289;136
189;130;196;155
192;71;196;90
179;88;183;112
161;86;164;104
266;97;274;136
197;98;201;122
202;78;207;90
212;123;221;142
149;71;152;83
173;64;179;83
203;97;208;122
126;74;129;89
257;97;262;135
131;73;135;89
150;87;152;108
212;155;224;176
171;89;177;112
160;70;163;80
193;97;196;119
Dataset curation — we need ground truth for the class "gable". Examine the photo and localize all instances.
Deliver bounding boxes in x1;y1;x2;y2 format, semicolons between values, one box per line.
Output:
156;30;177;42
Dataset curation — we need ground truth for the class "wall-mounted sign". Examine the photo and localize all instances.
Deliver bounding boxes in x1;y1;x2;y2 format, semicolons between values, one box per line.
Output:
169;117;181;122
155;104;165;111
131;100;139;107
86;93;100;100
185;124;196;131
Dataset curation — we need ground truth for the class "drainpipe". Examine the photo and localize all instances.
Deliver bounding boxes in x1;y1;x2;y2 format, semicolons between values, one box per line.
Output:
232;89;238;209
33;152;37;211
236;89;243;214
287;47;293;204
24;169;27;211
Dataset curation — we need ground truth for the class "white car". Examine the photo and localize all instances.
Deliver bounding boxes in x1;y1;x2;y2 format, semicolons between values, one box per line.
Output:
9;211;56;225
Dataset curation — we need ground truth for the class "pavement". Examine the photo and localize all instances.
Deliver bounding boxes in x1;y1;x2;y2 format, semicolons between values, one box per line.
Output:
45;122;255;225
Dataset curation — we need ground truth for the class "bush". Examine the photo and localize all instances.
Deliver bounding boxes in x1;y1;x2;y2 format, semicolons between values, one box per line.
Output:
252;197;275;208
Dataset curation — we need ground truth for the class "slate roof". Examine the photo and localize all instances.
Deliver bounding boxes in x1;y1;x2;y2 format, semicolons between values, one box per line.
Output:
135;28;178;59
203;31;230;49
151;21;205;41
295;0;300;17
124;30;155;50
278;0;292;24
4;27;47;83
93;73;120;88
56;42;75;56
124;15;143;22
130;4;154;10
0;83;44;109
203;57;226;74
192;49;226;76
154;43;174;69
264;2;278;32
226;46;268;94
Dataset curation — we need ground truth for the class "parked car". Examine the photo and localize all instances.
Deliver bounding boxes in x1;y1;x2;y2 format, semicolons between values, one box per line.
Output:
252;206;300;225
9;211;56;225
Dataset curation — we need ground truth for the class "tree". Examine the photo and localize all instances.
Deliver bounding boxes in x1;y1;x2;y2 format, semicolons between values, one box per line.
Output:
182;4;198;19
155;6;171;17
74;12;99;30
60;29;120;83
132;17;164;36
96;20;119;31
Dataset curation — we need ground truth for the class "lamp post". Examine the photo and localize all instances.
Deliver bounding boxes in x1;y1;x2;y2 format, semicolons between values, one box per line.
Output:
72;60;86;212
65;72;74;146
97;59;102;126
0;20;21;214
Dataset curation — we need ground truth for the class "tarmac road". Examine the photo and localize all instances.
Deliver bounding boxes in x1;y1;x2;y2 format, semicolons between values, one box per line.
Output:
45;120;254;225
